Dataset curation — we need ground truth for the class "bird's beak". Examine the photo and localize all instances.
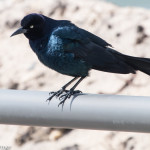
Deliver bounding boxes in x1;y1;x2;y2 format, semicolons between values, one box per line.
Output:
10;27;27;37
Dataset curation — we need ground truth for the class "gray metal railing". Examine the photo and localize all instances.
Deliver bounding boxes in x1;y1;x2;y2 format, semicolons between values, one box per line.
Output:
0;89;150;133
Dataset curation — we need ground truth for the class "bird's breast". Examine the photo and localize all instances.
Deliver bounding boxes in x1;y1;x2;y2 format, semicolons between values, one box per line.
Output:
30;36;90;77
39;50;90;77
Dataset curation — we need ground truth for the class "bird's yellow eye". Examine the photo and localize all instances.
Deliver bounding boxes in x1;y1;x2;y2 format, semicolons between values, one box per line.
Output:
30;25;34;29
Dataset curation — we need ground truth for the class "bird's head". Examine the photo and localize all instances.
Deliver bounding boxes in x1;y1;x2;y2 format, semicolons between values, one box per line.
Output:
11;13;47;40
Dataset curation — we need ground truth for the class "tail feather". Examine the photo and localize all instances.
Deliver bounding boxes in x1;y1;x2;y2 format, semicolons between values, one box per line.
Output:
110;49;150;75
124;55;150;75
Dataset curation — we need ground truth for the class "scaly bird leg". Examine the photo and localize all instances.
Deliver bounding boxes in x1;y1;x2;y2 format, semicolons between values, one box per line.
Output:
46;77;79;103
58;76;85;108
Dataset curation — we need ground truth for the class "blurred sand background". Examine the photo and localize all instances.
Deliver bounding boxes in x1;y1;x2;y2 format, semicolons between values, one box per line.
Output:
0;0;150;149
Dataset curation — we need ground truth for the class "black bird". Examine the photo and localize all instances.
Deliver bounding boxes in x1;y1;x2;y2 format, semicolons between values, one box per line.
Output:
11;13;150;107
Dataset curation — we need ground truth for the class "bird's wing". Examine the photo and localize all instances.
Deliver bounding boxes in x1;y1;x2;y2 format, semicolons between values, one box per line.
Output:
80;28;112;48
52;25;119;68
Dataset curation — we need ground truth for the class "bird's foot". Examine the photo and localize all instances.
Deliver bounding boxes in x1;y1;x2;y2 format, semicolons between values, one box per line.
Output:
46;89;68;104
58;90;82;107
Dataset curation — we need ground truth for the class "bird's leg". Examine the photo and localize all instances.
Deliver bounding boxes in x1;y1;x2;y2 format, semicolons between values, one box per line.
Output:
55;77;79;97
58;77;85;107
46;77;79;103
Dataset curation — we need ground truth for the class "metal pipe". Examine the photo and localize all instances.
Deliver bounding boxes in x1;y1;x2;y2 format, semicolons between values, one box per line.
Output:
0;89;150;133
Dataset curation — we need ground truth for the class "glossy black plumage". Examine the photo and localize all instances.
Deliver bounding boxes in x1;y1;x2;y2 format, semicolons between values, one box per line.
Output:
11;13;150;107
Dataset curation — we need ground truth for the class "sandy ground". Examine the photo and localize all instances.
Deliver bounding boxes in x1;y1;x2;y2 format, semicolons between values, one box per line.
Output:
0;0;150;149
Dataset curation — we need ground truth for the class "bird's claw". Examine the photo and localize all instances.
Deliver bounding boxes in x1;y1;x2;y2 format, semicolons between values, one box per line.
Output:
58;90;82;107
46;89;68;104
56;89;69;98
47;89;82;108
49;91;55;95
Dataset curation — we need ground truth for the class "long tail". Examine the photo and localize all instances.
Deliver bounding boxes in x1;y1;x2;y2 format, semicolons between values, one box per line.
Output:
124;55;150;75
111;49;150;75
